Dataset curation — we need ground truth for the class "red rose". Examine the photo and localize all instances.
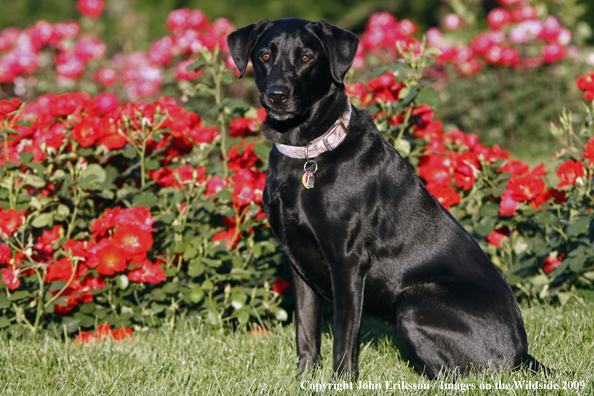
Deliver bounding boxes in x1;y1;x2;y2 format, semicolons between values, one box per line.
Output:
1;268;20;290
426;183;460;210
543;255;562;274
583;137;594;164
0;98;22;115
0;244;12;265
95;324;112;338
453;163;476;191
71;116;104;147
507;176;546;202
486;227;510;247
0;208;26;236
77;0;105;18
75;331;96;344
112;327;134;341
206;176;226;197
487;8;511;29
273;279;292;295
212;227;240;250
367;73;395;92
96;242;127;275
230;117;258;137
227;141;259;172
128;260;166;284
46;258;75;283
498;159;529;176
231;169;266;207
556;159;584;187
499;189;520;217
113;225;154;256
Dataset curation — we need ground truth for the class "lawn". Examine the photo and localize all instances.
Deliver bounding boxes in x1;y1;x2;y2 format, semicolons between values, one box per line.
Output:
1;302;593;395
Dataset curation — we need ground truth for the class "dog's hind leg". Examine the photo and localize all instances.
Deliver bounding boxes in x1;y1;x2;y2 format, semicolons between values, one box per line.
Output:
290;264;324;374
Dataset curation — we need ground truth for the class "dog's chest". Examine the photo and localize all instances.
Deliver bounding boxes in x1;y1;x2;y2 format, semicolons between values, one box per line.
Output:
264;174;334;298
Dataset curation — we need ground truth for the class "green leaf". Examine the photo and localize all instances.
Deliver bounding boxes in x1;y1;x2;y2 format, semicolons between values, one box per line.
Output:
31;213;53;228
186;61;205;72
0;294;10;309
273;307;288;321
145;159;160;171
19;152;34;164
61;317;81;333
188;261;205;277
151;302;166;313
207;310;221;326
183;246;198;261
79;164;106;190
123;146;137;159
160;213;175;224
162;283;179;294
576;289;594;302
5;161;20;170
189;287;204;303
116;275;129;290
568;256;587;273
253;143;272;159
566;217;591;237
231;291;247;310
236;310;250;324
475;217;496;237
394;139;411;157
479;203;500;218
424;47;443;57
29;162;45;175
133;192;159;209
400;86;419;107
77;148;94;157
57;204;70;217
0;317;10;328
79;303;96;314
417;88;441;109
212;189;233;201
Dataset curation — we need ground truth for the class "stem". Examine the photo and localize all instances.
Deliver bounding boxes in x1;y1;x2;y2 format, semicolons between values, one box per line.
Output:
210;63;229;179
44;259;79;308
33;268;45;335
140;138;147;188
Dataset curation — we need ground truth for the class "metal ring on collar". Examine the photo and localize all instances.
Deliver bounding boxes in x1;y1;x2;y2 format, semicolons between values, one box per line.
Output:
303;160;318;174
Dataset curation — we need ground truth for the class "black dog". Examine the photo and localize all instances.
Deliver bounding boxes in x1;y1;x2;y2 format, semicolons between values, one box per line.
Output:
227;18;548;379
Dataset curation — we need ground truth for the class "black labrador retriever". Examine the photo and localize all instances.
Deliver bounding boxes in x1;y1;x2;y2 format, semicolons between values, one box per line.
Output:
227;18;548;379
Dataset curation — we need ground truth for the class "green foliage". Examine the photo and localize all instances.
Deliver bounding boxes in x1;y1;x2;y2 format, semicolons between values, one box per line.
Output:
437;64;587;163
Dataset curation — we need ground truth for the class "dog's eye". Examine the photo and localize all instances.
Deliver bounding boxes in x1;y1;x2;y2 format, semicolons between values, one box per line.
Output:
261;53;270;62
301;55;311;63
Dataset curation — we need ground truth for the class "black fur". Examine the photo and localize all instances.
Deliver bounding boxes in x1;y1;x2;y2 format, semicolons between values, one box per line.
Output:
227;18;549;379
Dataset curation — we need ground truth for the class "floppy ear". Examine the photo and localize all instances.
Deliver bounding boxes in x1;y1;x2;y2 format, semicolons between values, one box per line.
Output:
226;19;271;79
310;20;359;85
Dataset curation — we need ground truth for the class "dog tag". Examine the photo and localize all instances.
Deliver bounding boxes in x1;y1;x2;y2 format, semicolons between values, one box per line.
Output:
302;171;315;189
302;160;318;189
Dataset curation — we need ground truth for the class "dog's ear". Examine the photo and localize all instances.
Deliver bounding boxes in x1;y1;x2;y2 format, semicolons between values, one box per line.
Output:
227;19;271;79
311;20;359;85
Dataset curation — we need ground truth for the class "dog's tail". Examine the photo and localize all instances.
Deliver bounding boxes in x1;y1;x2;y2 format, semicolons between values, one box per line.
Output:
520;354;554;376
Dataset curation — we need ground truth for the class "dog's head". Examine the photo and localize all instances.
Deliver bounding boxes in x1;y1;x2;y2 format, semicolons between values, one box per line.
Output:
227;18;359;124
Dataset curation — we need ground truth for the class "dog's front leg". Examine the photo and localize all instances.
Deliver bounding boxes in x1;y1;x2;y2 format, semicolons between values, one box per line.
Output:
290;264;323;374
330;264;366;378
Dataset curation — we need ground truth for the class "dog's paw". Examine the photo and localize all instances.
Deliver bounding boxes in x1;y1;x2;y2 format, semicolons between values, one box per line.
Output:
297;353;323;375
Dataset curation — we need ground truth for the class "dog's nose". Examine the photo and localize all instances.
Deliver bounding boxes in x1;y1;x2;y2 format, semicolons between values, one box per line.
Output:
267;86;289;106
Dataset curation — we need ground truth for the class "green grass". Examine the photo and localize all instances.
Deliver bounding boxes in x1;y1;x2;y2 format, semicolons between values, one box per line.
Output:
1;302;594;395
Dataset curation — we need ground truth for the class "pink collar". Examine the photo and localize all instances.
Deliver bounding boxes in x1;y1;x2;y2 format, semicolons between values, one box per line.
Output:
274;103;351;159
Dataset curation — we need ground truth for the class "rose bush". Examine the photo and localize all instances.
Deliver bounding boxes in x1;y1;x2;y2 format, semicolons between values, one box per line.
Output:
0;58;289;335
1;6;593;337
